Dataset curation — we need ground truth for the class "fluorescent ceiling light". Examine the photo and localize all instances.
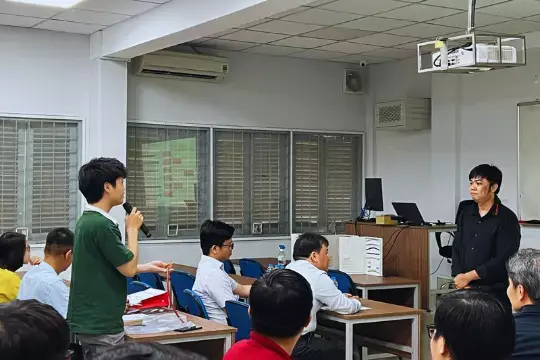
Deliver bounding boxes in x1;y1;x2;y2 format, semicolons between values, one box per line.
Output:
6;0;84;8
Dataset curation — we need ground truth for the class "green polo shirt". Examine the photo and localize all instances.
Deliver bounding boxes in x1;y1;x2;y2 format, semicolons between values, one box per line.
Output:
67;211;133;335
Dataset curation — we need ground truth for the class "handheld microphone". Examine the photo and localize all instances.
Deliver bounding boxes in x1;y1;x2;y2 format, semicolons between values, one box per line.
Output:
122;202;152;238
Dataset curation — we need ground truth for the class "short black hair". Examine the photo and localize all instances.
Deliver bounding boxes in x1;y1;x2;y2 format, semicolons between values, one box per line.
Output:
469;164;503;194
94;343;208;360
293;233;329;261
250;269;312;338
78;157;127;204
507;248;540;304
434;290;515;360
44;228;74;256
0;300;70;360
199;220;235;256
0;232;26;271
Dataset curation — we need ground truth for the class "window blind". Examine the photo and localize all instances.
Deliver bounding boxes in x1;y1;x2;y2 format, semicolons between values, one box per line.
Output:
0;120;19;234
126;124;209;238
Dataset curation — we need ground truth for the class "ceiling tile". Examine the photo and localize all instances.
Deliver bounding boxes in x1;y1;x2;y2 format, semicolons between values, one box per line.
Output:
209;29;239;37
0;14;42;27
377;4;462;22
33;20;104;34
302;27;373;41
322;0;409;15
290;49;345;60
478;19;540;34
0;1;61;18
137;0;170;3
220;30;288;43
362;47;417;59
423;0;509;10
235;19;269;29
248;20;323;35
526;14;540;22
268;7;308;19
332;54;393;64
317;41;382;54
242;44;300;56
430;12;512;28
305;0;337;6
75;0;158;16
389;23;459;37
350;33;419;46
198;39;258;51
52;9;130;26
282;8;360;26
339;16;415;31
478;0;540;18
271;36;336;48
395;41;422;50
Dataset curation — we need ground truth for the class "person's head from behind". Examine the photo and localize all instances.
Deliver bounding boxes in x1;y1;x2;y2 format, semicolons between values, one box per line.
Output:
430;290;514;360
507;248;540;312
200;220;235;261
468;164;502;203
249;269;312;342
293;233;330;271
0;300;69;360
44;228;74;273
0;231;29;272
94;342;207;360
78;157;127;206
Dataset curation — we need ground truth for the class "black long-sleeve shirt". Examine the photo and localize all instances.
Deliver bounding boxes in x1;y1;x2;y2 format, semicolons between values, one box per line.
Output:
451;198;521;287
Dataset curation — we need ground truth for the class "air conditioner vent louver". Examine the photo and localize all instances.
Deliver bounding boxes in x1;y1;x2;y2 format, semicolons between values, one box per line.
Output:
378;104;402;125
375;98;431;131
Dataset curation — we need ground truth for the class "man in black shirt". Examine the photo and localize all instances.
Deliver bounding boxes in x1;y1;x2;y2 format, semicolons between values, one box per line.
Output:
452;164;521;308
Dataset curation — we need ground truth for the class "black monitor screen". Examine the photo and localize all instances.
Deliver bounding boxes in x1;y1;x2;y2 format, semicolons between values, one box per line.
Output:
365;178;383;211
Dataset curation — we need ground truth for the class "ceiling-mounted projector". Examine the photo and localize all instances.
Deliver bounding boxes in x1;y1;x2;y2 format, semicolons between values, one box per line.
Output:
431;42;518;69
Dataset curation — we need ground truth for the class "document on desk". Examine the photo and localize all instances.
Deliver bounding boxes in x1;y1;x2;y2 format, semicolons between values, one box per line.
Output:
127;288;166;306
125;313;195;335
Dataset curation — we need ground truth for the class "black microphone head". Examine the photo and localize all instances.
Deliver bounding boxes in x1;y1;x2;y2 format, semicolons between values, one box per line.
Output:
122;202;133;214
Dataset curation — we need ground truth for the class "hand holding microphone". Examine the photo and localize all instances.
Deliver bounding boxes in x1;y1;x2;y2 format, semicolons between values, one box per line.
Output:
123;202;152;238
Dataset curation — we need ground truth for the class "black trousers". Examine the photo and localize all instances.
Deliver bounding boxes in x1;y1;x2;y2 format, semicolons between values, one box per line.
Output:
292;333;344;360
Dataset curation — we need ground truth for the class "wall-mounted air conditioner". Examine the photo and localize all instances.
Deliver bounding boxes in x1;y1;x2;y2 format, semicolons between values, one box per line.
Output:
131;51;229;82
375;98;431;131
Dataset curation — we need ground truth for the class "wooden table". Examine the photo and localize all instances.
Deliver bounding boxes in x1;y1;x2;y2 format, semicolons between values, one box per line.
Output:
126;311;236;360
230;258;290;269
351;275;420;309
319;299;422;360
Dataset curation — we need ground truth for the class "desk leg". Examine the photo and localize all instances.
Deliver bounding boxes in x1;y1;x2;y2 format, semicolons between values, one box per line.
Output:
345;322;354;360
224;334;233;355
411;315;419;360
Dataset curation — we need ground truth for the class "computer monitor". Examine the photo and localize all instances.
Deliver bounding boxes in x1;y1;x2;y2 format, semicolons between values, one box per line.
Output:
365;178;383;211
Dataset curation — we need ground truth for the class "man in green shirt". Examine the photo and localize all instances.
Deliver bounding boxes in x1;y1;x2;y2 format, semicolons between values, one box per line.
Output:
68;158;170;360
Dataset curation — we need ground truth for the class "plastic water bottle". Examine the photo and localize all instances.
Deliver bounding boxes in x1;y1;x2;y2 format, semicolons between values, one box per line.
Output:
331;277;339;289
267;264;274;273
277;244;286;267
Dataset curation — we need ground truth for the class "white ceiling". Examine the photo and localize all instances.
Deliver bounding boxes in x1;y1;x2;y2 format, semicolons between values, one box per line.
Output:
184;0;540;65
0;0;170;34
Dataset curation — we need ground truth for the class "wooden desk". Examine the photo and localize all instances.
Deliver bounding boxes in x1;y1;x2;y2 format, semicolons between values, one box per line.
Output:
351;275;420;309
230;258;291;269
126;312;236;360
167;264;256;286
230;274;256;286
346;222;456;310
171;264;197;276
319;299;422;360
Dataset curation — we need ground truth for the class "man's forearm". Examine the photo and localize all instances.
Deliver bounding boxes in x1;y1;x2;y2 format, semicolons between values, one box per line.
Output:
126;228;140;268
466;270;480;282
234;285;251;298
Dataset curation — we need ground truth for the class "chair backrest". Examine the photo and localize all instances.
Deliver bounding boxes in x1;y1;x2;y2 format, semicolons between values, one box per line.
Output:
223;260;237;275
169;271;196;311
183;289;209;319
239;258;265;279
327;269;358;296
225;300;251;342
137;272;165;290
127;279;151;294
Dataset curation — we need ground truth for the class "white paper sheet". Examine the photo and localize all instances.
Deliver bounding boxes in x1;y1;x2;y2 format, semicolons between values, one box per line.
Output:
127;288;167;306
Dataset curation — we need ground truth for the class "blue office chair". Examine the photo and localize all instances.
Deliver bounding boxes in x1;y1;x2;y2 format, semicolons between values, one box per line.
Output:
126;278;151;295
169;271;196;311
137;272;165;290
225;300;251;342
239;259;265;279
327;269;358;296
183;289;209;319
223;260;237;275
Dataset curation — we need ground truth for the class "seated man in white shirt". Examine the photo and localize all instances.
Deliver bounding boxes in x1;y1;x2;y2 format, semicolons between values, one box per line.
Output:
287;233;362;359
193;220;251;325
18;228;73;318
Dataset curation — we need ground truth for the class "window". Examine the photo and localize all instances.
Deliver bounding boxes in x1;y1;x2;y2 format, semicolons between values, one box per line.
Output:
0;118;80;241
214;130;290;236
293;133;362;233
126;124;210;239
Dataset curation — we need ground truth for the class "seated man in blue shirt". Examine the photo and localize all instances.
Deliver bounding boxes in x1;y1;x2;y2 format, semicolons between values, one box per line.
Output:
506;248;540;360
18;228;73;318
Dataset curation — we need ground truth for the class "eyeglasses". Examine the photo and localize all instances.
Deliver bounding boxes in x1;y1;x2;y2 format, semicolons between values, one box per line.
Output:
25;244;30;252
426;325;436;339
221;243;234;250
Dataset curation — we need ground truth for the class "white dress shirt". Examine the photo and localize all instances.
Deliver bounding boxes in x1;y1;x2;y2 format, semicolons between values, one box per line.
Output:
17;262;69;318
287;260;362;334
193;255;239;325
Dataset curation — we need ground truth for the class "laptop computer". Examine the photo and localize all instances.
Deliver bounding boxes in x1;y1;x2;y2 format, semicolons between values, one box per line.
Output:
392;202;429;226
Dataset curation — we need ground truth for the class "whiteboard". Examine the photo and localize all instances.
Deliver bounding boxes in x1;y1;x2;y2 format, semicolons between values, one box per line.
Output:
519;103;540;220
